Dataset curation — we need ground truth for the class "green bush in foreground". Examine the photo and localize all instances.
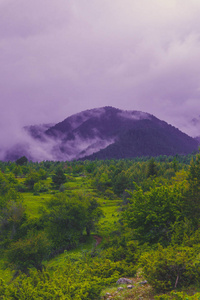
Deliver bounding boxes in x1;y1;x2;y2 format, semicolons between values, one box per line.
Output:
155;291;200;299
6;232;50;274
140;244;200;292
0;254;129;299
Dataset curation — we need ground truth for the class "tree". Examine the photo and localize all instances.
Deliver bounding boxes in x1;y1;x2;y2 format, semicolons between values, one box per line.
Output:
147;158;157;177
51;167;66;189
42;192;102;250
0;187;26;244
43;193;88;249
123;183;185;244
172;157;178;172
0;170;11;197
33;182;42;195
112;171;132;196
16;156;28;166
24;172;40;191
93;170;111;193
85;198;103;236
38;168;47;180
6;231;50;274
13;165;22;177
183;153;200;227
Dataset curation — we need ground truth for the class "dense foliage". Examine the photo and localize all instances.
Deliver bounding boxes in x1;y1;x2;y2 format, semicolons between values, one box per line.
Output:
0;153;199;299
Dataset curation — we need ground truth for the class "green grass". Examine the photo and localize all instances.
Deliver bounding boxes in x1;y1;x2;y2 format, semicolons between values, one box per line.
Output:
47;235;96;269
65;176;93;192
22;193;52;217
97;198;122;236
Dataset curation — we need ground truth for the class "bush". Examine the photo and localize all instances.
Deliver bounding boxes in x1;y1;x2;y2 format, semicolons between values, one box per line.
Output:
155;291;200;299
6;231;50;273
0;254;130;299
123;183;187;245
15;182;27;192
140;244;200;292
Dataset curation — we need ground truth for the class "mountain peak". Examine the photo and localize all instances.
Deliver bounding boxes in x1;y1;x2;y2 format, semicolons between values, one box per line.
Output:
5;107;199;161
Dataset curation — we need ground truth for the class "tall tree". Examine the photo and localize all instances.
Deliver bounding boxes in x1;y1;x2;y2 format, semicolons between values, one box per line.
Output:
51;167;66;189
147;158;157;177
183;153;200;226
16;156;28;166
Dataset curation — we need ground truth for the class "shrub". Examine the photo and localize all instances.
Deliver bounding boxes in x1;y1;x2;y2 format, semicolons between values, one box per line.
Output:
6;231;50;273
0;254;130;299
155;291;200;299
140;244;200;292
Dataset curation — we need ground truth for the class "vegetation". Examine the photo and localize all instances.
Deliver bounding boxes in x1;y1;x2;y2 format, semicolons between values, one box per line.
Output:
0;153;199;299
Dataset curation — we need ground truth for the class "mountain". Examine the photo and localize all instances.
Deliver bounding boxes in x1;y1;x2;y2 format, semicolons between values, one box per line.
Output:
5;107;199;161
24;123;55;141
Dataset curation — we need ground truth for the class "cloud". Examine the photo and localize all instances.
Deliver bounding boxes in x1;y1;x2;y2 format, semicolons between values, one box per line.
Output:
1;0;200;160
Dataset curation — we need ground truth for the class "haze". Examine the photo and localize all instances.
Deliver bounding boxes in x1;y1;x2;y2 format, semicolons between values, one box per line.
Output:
1;0;200;160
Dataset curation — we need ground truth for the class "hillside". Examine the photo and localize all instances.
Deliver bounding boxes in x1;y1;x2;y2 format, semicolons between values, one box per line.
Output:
82;117;198;160
35;106;199;160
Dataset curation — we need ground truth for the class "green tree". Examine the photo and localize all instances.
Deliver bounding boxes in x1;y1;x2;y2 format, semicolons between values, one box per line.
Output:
85;198;103;236
42;192;102;250
147;158;158;177
93;170;111;192
13;165;22;177
0;171;9;197
38;168;47;180
33;182;42;195
0;188;26;244
123;183;185;244
113;171;132;196
43;193;88;249
24;171;40;191
51;167;66;189
6;231;50;274
183;153;200;227
172;157;178;172
16;156;28;166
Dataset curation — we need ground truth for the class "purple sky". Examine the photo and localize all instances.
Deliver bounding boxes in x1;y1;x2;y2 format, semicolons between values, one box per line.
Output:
1;0;200;151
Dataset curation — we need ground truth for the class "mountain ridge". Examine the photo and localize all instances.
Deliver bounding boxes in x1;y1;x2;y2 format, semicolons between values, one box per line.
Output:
5;106;199;161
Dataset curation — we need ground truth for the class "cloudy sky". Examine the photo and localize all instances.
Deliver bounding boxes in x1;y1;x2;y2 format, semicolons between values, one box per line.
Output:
1;0;200;144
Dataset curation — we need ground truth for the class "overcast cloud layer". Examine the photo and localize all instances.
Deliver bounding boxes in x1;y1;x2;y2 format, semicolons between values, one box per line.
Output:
1;0;200;158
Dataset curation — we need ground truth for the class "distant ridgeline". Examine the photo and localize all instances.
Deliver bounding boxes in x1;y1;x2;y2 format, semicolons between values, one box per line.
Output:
4;106;199;161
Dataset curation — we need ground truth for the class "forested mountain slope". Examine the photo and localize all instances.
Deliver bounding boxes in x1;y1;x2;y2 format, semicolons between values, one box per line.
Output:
45;106;198;160
5;106;199;161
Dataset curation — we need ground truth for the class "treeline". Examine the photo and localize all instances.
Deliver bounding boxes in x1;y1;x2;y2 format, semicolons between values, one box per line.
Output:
0;153;200;299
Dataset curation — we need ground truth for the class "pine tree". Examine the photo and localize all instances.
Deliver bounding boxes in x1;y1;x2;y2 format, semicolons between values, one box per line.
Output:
147;158;157;177
51;168;67;189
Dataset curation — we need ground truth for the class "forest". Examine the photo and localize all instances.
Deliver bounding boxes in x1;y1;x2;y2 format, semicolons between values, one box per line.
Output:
0;153;200;299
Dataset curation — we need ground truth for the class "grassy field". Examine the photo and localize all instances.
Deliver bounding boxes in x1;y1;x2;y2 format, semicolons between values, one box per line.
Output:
97;198;121;237
22;193;52;217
